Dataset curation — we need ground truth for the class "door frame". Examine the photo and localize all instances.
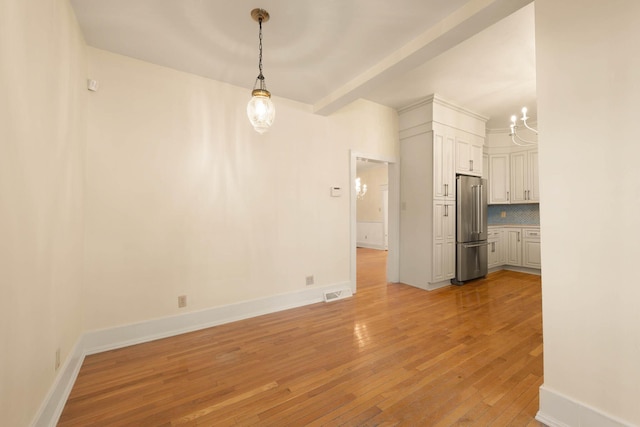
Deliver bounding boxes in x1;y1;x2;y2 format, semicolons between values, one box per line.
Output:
350;150;399;293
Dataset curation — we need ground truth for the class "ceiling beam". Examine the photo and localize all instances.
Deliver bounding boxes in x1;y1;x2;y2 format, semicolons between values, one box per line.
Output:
313;0;533;116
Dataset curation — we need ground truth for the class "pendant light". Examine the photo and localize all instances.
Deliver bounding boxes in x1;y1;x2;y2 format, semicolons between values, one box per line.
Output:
247;8;275;134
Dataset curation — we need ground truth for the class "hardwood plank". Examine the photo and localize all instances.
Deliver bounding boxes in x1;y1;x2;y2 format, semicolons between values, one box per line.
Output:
58;248;543;426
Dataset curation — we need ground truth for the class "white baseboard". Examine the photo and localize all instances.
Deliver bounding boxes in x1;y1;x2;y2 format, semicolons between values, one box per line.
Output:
30;340;86;427
488;265;541;275
31;281;351;427
536;385;634;427
356;242;386;250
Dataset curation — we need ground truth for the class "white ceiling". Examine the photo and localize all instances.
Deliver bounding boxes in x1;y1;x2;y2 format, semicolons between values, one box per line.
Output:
70;0;536;129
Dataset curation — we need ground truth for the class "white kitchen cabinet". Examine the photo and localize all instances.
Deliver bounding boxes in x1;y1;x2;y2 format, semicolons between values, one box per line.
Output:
522;228;541;268
433;131;456;201
489;226;540;271
489;154;510;204
455;136;483;177
432;201;455;282
510;150;538;203
487;228;506;269
482;153;489;181
398;95;486;290
506;229;523;266
528;151;540;202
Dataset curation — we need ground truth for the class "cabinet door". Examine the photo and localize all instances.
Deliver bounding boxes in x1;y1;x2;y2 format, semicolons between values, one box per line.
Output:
433;202;455;282
443;240;455;279
443;134;456;200
456;137;471;174
523;240;541;268
470;144;483;176
488;240;499;268
528;150;540;202
434;132;455;200
455;137;483;177
522;228;541;268
487;229;505;268
510;152;527;203
489;154;510;204
483;153;489;181
496;233;507;264
432;240;455;282
432;241;445;282
506;229;522;266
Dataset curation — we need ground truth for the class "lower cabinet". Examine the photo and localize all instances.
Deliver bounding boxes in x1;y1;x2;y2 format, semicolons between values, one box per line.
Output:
522;228;541;268
487;229;505;269
506;229;523;266
432;202;456;282
488;226;540;270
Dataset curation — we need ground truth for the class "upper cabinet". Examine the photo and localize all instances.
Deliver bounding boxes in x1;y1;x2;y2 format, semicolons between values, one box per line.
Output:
488;148;539;204
510;150;539;203
455;135;483;176
433;130;455;201
489;154;510;204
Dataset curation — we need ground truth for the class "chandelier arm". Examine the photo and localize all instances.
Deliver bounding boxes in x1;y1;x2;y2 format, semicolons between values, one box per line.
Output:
522;119;539;135
511;129;537;145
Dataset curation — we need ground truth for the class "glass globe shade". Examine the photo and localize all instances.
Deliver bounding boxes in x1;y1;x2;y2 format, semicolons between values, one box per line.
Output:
247;91;275;134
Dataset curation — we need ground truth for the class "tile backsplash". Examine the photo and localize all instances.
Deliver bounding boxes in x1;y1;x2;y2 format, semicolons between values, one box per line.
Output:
488;204;539;225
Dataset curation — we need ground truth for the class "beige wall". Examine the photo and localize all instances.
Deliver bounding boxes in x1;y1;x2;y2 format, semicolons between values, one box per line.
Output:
82;48;399;330
356;165;388;222
0;0;87;425
536;0;640;424
0;1;399;423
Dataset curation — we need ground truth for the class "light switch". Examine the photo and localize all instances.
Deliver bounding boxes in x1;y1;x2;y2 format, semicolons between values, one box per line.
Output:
330;186;342;197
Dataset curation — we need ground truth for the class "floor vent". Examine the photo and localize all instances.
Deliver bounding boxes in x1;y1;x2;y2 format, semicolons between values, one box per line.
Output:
323;287;353;303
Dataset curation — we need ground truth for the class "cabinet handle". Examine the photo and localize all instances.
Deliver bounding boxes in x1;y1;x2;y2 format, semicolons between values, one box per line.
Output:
492;242;496;253
470;160;473;171
444;183;448;197
517;231;521;242
507;191;510;201
528;190;531;200
444;205;447;217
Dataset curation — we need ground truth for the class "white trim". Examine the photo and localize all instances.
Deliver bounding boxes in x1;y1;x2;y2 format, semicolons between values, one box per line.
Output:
398;94;489;123
30;340;86;427
356;242;386;250
537;385;635;427
30;282;350;427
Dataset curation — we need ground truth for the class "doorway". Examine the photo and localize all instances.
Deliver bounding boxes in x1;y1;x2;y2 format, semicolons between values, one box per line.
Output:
350;151;399;294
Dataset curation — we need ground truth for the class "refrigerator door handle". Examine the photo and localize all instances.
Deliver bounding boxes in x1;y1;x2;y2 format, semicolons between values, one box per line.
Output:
478;184;483;234
463;242;490;248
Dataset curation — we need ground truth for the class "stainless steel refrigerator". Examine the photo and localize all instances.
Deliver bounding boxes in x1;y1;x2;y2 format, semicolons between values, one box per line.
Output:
453;175;488;284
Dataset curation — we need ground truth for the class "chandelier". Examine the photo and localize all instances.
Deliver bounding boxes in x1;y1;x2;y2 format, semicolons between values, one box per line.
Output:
247;8;275;134
509;107;538;146
355;177;367;200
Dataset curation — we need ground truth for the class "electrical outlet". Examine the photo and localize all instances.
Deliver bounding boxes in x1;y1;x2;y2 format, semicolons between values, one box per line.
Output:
55;348;61;371
501;211;507;218
306;275;314;286
178;295;187;308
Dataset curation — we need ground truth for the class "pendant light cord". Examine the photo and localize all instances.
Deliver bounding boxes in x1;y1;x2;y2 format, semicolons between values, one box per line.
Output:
258;18;264;81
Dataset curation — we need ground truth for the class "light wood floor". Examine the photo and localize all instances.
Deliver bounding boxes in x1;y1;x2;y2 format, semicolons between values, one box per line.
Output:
59;249;543;426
